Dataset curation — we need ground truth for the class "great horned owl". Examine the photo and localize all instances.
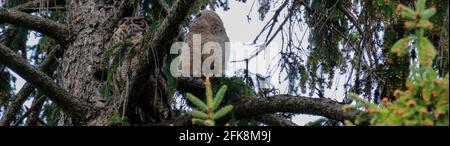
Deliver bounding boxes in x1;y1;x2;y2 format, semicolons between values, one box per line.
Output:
103;17;169;124
185;10;230;77
106;17;148;102
111;17;148;46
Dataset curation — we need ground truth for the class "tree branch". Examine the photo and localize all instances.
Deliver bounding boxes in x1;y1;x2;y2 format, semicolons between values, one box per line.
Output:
127;0;195;106
0;45;61;126
13;94;46;126
0;26;19;75
298;0;350;40
337;2;363;35
13;0;66;13
256;114;298;126
234;95;358;121
146;0;195;55
0;8;68;44
156;0;170;15
0;44;97;123
153;94;360;126
168;76;360;126
25;94;46;126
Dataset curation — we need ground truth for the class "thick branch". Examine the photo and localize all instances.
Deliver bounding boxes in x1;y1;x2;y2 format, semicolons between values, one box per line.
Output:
337;2;363;35
0;8;68;44
0;46;61;126
234;95;358;121
154;94;359;126
146;0;195;55
0;44;96;122
149;75;363;126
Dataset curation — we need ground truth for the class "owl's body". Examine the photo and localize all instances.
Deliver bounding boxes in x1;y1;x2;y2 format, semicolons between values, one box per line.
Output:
107;17;148;98
104;17;169;124
185;10;230;76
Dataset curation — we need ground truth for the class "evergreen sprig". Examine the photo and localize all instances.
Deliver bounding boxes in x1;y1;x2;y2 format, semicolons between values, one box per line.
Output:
186;76;234;126
345;0;449;126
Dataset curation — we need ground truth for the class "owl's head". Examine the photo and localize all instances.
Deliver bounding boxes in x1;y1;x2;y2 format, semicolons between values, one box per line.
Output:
189;10;225;33
117;17;148;31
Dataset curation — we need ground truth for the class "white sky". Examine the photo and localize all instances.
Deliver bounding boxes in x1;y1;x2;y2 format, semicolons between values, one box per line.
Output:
216;1;349;125
5;0;352;126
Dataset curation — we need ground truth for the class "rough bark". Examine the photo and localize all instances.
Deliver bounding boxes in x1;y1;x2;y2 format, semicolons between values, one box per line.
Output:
234;95;358;121
59;0;131;125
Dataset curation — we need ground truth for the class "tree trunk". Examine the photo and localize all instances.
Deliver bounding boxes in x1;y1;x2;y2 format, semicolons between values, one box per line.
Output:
59;0;127;125
59;0;172;125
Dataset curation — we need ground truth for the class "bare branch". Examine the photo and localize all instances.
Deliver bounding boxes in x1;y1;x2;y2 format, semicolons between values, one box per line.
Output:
0;8;68;44
298;0;350;39
252;0;289;44
0;44;97;123
337;2;363;35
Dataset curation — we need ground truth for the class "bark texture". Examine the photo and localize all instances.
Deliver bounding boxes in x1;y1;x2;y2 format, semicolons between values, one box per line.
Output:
59;0;129;125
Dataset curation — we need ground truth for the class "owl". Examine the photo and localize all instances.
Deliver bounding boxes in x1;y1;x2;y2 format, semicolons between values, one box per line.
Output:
111;17;148;47
103;17;170;124
184;10;230;77
106;17;149;99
